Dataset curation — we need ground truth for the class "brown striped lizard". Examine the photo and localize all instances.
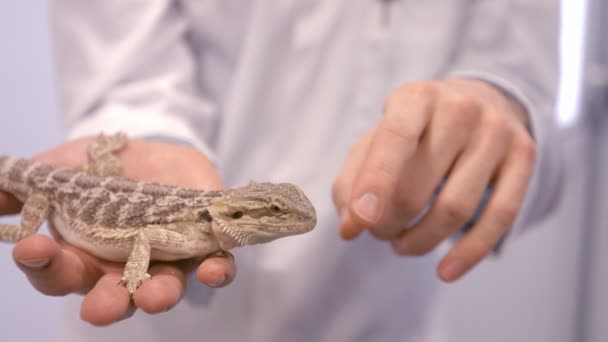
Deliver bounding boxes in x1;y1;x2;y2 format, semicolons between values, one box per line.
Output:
0;133;316;296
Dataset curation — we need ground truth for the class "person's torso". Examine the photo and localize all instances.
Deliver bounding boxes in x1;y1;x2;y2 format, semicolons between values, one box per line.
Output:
61;1;477;341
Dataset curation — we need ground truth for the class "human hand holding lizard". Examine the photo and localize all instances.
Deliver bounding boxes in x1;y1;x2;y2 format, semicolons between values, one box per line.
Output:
0;137;236;325
333;78;535;282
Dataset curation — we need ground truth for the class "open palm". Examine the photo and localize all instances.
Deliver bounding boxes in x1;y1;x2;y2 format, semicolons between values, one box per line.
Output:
1;136;236;325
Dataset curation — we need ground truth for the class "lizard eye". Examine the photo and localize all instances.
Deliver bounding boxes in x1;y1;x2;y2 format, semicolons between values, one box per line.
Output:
270;205;281;214
232;211;243;219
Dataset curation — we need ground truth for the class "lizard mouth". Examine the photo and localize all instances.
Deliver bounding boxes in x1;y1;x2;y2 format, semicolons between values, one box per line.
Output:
215;218;312;246
214;219;251;246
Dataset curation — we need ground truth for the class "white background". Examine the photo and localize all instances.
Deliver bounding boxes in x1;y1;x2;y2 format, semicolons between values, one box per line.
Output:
0;1;595;341
0;2;64;341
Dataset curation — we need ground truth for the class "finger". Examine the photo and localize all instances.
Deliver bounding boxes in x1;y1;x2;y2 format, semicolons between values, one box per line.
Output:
393;92;481;222
350;85;434;238
134;263;187;314
332;129;374;240
0;192;22;215
339;209;360;241
437;135;536;282
197;256;237;288
13;234;100;296
80;273;133;326
393;114;510;255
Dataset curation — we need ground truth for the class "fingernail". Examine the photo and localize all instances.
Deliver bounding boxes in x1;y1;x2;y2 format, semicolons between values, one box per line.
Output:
441;258;466;281
355;193;380;222
208;274;226;287
18;258;50;269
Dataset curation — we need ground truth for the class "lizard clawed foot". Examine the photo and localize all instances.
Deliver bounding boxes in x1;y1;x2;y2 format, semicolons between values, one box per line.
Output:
204;249;234;261
118;273;151;297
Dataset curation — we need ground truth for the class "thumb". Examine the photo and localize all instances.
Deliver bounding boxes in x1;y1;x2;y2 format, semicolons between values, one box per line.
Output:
332;130;374;240
0;192;22;215
332;180;363;240
13;234;99;296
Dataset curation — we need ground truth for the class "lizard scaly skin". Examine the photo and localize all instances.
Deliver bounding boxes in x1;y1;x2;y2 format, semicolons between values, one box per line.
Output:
0;133;317;295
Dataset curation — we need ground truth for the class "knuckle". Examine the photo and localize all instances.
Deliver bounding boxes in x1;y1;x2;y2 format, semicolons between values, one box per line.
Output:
436;195;475;223
482;114;510;135
491;202;520;226
371;157;400;182
513;134;537;161
379;117;419;147
385;82;437;113
443;94;482;122
384;91;403;113
399;81;439;100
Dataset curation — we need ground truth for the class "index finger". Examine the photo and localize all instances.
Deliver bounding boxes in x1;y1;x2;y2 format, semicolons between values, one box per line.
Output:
349;84;435;237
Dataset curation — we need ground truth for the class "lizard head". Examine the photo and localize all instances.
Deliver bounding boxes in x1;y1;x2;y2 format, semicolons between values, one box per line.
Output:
208;181;317;246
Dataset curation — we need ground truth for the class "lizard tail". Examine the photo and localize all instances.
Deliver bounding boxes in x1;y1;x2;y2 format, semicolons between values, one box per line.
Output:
0;156;45;199
0;223;28;242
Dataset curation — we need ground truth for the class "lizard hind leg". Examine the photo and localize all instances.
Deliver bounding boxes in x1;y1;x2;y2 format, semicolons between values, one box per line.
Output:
0;193;49;242
81;132;128;177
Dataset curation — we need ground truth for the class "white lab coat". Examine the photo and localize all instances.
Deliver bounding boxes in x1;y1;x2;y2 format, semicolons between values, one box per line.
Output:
52;1;561;341
576;0;608;339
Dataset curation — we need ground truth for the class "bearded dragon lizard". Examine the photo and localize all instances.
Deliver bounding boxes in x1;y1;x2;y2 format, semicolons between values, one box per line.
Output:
0;133;317;295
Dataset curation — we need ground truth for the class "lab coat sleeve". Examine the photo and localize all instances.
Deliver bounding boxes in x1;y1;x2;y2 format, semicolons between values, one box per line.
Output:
52;1;218;160
443;1;563;236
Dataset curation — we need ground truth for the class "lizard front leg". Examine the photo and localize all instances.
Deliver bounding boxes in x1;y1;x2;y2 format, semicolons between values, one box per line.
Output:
0;193;49;241
120;230;152;297
119;227;186;297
